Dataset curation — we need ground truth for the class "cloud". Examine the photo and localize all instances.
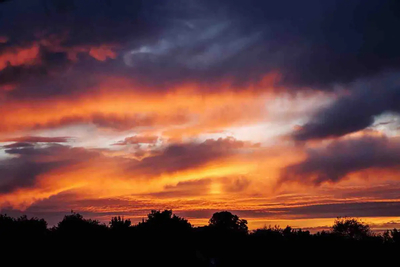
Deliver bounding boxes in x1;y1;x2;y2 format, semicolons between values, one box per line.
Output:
0;145;101;195
88;45;117;61
1;136;71;143
0;137;254;209
150;179;213;198
0;44;40;71
0;45;73;90
119;0;400;88
1;0;399;100
126;137;248;177
0;36;8;44
293;76;400;140
223;176;251;193
0;0;160;47
2;142;34;149
112;135;159;146
0;89;266;134
0;0;165;94
277;201;400;218
281;135;400;185
174;201;400;220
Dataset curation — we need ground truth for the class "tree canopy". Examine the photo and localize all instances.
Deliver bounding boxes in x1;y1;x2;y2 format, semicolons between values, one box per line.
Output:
209;211;248;233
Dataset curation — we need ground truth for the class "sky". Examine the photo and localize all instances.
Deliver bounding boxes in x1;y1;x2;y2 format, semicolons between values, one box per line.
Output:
1;0;400;230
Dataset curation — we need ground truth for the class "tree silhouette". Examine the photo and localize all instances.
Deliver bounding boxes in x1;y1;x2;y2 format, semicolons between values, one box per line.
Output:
332;217;371;240
209;211;248;233
55;211;107;236
0;214;47;238
0;214;15;233
109;216;131;230
1;210;399;266
383;228;400;244
137;210;192;232
391;228;400;243
252;225;283;239
16;215;47;236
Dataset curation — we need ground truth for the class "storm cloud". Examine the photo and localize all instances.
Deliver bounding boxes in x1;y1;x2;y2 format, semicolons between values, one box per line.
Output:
1;0;399;99
281;135;400;185
293;76;400;140
0;144;101;194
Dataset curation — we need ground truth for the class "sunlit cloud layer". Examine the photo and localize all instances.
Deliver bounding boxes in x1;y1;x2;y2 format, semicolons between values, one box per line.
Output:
1;0;400;229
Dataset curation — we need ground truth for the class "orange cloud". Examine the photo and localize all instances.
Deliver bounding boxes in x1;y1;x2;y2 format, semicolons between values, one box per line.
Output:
0;79;274;136
89;45;117;61
0;137;301;210
37;34;118;62
0;44;40;71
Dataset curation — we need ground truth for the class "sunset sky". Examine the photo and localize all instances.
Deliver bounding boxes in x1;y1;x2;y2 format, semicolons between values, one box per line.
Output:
1;0;400;230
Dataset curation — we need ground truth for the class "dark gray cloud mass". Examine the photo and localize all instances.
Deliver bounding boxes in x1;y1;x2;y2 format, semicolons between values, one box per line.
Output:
119;0;400;88
0;0;399;97
0;0;160;46
293;76;400;140
281;136;400;185
1;136;71;143
0;144;101;194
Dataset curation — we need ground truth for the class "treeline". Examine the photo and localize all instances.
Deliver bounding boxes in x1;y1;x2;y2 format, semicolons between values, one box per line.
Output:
1;210;399;266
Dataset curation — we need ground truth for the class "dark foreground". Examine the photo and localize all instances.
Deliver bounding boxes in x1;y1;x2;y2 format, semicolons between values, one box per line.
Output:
1;210;399;266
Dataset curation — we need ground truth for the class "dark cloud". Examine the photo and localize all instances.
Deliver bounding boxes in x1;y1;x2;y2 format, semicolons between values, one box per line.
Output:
0;145;101;194
281;136;400;185
293;78;400;140
0;46;73;94
0;160;62;193
120;0;400;88
0;0;161;47
279;201;400;218
0;0;166;95
1;136;71;143
112;135;159;146
286;200;400;219
334;182;400;200
127;137;247;177
0;65;37;86
90;113;156;131
2;142;34;149
180;201;400;220
0;0;399;99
